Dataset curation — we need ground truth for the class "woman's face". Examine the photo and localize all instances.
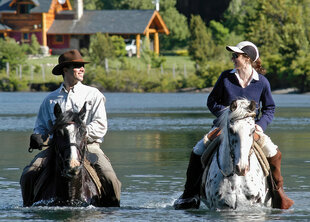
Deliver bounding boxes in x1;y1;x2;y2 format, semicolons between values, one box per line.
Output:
231;53;250;69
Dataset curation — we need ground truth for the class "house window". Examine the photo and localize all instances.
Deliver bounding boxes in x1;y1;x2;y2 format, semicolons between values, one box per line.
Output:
19;4;31;14
22;33;30;42
53;35;64;44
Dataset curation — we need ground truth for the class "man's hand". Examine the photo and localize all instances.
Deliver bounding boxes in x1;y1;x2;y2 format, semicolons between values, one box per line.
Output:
29;134;44;150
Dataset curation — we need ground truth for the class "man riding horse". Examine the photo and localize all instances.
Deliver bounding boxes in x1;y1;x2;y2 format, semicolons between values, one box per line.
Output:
174;41;294;210
20;50;121;206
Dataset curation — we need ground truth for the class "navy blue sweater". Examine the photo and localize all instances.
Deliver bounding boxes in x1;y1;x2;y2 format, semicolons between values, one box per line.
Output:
207;69;275;131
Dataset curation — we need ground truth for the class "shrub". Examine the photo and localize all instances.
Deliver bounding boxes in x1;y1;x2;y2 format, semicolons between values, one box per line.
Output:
0;37;27;70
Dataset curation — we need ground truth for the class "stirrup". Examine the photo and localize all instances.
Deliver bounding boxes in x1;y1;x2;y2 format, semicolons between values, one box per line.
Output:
173;194;200;210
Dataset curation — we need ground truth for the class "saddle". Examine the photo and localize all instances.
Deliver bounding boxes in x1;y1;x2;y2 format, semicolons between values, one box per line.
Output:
33;154;103;200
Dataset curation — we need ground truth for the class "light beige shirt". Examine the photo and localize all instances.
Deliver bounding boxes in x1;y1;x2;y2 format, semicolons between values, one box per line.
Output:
34;81;107;143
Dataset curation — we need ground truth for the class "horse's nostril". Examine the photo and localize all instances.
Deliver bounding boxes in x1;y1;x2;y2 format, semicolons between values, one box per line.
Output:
236;165;241;173
235;165;248;176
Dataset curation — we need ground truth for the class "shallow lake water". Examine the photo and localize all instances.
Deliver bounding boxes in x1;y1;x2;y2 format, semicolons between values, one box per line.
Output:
0;92;309;221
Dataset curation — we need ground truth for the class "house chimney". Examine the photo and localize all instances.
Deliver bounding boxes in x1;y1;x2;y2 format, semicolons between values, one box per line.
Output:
74;0;83;20
155;0;159;11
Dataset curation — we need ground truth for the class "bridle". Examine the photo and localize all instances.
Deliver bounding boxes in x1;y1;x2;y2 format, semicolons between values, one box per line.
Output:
217;111;256;177
54;121;87;177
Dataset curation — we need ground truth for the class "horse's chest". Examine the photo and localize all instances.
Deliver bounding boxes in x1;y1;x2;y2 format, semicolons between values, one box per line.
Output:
204;157;267;209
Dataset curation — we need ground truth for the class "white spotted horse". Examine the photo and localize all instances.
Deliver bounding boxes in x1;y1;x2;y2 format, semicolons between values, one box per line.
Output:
201;99;272;210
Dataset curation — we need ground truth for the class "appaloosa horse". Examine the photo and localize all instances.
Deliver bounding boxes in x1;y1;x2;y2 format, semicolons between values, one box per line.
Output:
201;99;272;209
20;102;118;207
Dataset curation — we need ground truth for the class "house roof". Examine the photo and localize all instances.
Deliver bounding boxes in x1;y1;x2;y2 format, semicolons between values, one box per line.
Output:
0;0;52;13
0;22;11;30
47;10;169;35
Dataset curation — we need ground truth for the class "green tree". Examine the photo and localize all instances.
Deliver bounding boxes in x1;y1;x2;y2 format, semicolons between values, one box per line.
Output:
110;35;127;58
243;0;310;91
27;34;41;55
116;0;153;9
140;37;166;68
188;15;214;65
209;20;229;45
88;33;114;66
158;0;189;50
0;37;27;69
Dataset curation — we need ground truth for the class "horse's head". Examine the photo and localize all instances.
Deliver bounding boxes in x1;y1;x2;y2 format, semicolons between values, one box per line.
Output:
52;102;87;178
227;99;256;176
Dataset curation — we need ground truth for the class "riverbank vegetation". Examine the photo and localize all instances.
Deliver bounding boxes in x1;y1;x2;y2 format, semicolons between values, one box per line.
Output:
0;0;309;93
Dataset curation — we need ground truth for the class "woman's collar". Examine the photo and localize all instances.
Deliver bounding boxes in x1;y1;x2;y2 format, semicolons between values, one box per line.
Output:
230;68;259;80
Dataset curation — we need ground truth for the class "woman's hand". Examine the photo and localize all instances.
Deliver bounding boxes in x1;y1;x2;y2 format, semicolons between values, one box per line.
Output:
255;124;263;132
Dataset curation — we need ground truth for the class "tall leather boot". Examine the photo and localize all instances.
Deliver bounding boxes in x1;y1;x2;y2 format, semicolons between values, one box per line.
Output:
268;150;294;209
173;151;203;210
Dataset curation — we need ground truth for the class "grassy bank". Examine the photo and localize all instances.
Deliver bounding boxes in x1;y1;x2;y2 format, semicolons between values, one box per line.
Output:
0;55;199;92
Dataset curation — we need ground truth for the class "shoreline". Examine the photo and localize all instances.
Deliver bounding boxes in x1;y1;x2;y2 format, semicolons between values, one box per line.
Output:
177;87;309;94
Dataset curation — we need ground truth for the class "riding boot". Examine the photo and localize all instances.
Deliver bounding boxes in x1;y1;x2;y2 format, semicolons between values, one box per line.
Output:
268;150;294;209
173;151;203;210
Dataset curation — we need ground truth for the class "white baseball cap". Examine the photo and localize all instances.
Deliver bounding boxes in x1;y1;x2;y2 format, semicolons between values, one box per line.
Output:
226;41;259;62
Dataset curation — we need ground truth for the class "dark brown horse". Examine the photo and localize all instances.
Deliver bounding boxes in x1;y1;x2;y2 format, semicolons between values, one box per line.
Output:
20;103;117;207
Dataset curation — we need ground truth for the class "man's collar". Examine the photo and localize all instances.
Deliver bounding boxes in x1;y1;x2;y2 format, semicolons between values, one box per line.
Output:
59;81;82;93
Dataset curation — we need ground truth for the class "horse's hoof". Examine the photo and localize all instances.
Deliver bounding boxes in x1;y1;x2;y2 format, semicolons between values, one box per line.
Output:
173;195;200;210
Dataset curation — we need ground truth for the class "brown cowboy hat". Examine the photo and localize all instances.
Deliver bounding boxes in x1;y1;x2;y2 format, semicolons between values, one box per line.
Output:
52;49;90;75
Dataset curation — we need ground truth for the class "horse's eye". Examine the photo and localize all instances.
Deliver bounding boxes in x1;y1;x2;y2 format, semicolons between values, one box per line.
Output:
229;128;235;134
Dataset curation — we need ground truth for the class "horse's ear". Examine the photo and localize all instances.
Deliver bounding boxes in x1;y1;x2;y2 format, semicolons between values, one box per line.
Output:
54;103;62;119
230;100;238;112
79;102;87;120
249;100;256;112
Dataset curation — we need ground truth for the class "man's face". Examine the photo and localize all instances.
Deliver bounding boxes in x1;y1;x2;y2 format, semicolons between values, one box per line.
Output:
64;63;85;84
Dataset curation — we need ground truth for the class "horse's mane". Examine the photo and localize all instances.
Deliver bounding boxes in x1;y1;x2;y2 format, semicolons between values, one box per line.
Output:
48;109;86;151
51;110;85;133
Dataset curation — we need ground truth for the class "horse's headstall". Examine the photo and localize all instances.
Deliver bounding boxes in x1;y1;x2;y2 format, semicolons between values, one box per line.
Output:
230;112;256;123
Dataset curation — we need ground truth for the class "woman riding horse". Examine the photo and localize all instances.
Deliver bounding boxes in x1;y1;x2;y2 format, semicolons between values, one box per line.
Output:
20;50;121;207
174;41;294;210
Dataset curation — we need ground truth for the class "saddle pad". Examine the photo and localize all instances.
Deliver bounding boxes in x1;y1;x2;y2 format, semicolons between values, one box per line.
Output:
84;159;103;196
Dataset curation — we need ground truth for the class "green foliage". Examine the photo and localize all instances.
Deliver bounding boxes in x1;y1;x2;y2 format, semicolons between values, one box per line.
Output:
27;35;41;55
21;34;41;55
188;15;214;64
90;33;114;64
0;76;28;91
0;37;27;70
116;0;153;9
140;38;166;68
84;0;104;10
209;20;229;45
290;50;310;92
110;35;127;58
158;0;190;50
241;0;310;90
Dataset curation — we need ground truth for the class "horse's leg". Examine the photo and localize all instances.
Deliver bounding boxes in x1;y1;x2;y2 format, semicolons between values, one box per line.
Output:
87;143;121;207
20;149;48;206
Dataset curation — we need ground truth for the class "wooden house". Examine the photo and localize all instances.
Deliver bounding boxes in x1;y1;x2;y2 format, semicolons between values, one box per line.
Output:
0;0;169;56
